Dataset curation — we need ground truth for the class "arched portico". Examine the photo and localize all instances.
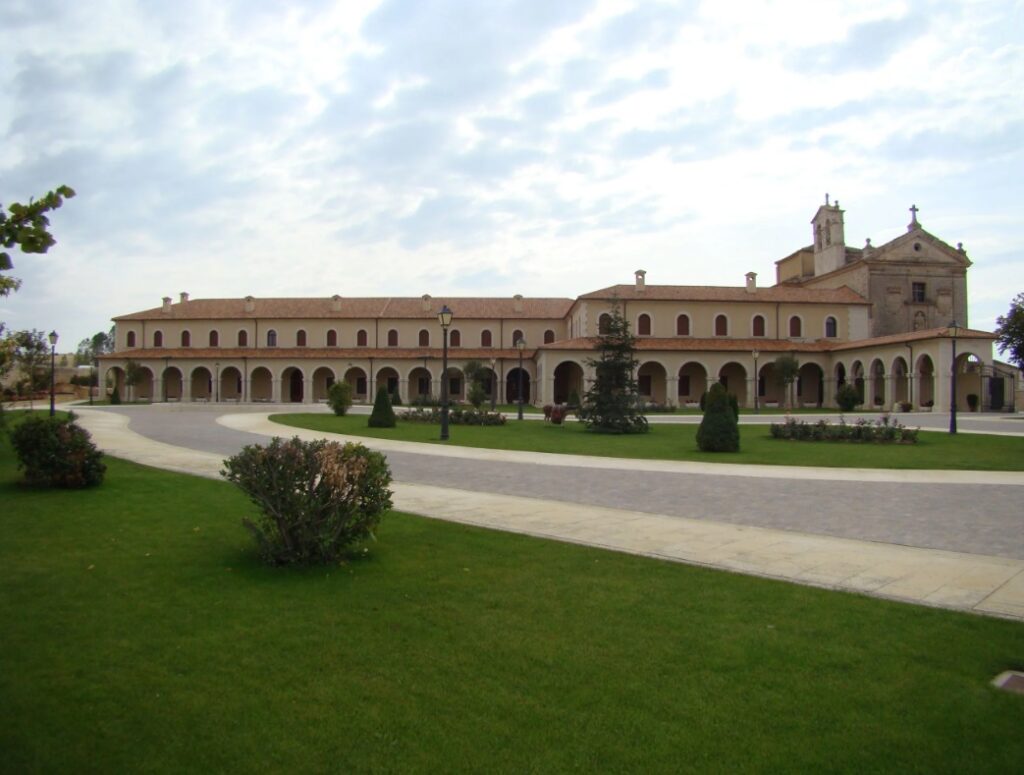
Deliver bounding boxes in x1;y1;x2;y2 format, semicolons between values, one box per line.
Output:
636;361;667;404
506;367;531;404
890;357;909;407
343;367;368;402
191;366;212;401
869;359;886;408
312;366;335;402
162;366;183;401
132;366;154;401
797;363;824;408
718;362;748;408
220;366;242;401
107;366;126;400
954;352;984;411
553;360;585;405
250;367;273;401
916;354;935;408
677;362;707;406
281;366;304;403
758;361;782;406
376;366;400;402
851;361;865;404
408;366;433;403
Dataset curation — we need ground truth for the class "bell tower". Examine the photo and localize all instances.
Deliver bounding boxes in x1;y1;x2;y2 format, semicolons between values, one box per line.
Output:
811;194;846;276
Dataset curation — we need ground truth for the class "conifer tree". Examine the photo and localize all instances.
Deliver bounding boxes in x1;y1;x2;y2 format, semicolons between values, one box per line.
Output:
367;386;396;428
579;301;648;434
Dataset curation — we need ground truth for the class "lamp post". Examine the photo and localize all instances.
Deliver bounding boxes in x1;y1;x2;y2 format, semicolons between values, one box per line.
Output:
48;331;58;416
949;320;960;434
516;337;526;420
438;305;453;441
752;349;760;414
489;356;497;411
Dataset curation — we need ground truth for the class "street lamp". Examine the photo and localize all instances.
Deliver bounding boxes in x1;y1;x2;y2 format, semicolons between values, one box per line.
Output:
949;320;960;434
516;337;526;420
489;356;497;411
438;305;453;441
752;349;760;414
48;330;58;417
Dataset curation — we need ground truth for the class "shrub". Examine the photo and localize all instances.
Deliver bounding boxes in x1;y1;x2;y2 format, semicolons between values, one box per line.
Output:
400;407;506;426
327;381;353;416
769;416;918;444
835;383;861;412
222;437;392;565
699;390;739;416
696;382;739;452
643;401;677;413
390;391;403;407
110;385;121;405
10;413;106;488
567;390;581;409
898;401;912;412
368;386;396;428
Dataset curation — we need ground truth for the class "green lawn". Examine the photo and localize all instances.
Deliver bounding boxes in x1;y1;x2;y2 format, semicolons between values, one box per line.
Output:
2;420;1023;771
271;413;1024;471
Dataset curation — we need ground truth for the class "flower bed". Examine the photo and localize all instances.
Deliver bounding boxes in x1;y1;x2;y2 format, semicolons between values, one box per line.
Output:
769;415;919;444
400;407;507;426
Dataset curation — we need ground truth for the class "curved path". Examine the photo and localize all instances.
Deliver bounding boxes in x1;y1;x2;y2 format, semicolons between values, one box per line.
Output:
72;404;1024;621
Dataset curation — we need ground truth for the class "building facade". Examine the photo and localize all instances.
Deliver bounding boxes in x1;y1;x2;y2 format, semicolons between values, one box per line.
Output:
99;201;1014;412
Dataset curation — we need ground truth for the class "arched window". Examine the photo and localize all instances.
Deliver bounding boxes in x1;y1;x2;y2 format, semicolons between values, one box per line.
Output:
238;330;248;347
789;316;802;337
544;329;555;344
450;330;461;347
126;331;136;348
209;330;219;347
598;314;612;334
714;315;728;337
511;329;524;346
638;314;651;336
676;314;690;336
180;330;192;347
387;329;398;347
266;329;277;347
356;329;367;347
752;315;765;337
825;316;838;338
481;330;492;347
418;329;429;347
327;329;337;347
296;329;307;347
153;330;163;348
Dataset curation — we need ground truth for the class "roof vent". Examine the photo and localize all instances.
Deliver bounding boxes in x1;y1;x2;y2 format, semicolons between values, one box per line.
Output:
513;293;524;313
179;292;189;304
162;296;172;313
422;294;432;312
635;269;646;292
332;294;342;312
244;295;255;313
745;272;757;293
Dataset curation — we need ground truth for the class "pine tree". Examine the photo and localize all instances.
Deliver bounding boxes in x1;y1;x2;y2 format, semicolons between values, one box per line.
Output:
367;386;396;428
579;301;648;434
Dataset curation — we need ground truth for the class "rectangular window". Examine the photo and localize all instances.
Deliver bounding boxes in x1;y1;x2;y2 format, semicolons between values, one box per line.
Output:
912;282;926;303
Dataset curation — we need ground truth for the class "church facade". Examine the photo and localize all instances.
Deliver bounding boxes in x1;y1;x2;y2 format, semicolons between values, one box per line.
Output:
99;200;1012;413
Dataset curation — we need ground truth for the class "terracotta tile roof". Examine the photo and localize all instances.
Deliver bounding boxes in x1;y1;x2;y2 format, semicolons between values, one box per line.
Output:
99;347;536;361
540;337;834;353
114;296;573;322
576;284;870;304
828;326;995;351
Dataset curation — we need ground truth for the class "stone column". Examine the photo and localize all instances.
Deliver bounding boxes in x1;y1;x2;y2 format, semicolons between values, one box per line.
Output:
667;376;678;407
303;378;313;404
884;374;894;409
271;375;281;404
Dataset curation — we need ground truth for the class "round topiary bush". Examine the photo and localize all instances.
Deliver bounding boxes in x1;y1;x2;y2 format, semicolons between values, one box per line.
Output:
11;413;106;488
835;383;862;412
696;382;739;452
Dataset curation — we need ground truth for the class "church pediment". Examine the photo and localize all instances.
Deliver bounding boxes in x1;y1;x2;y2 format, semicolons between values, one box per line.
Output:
867;228;971;268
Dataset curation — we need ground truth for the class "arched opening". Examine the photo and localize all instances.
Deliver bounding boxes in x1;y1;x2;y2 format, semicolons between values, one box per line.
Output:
891;357;909;406
250;367;273;402
153;330;163;348
209;330;219;347
444;367;464;403
481;330;492;347
676;314;690;336
677;362;707;405
190;366;212;401
506;367;531;404
511;329;524;346
637;361;667;404
162;366;183;401
553;361;585;405
281;366;304;403
954;352;984;411
637;314;651;336
544;329;555;344
789;316;802;338
714;315;728;337
851;360;865;404
758;361;782;406
419;329;430;347
181;331;191;348
238;329;248;347
266;329;277;347
376;367;400;402
296;330;307;347
126;331;137;348
797;363;824;408
450;330;461;348
132;366;154;401
343;367;368;402
220;366;242;401
916;354;935;408
598;314;612;335
825;316;838;338
387;330;398;347
869;359;886;408
717;362;747;406
356;329;367;347
408;366;433;403
312;366;335;402
327;329;338;347
108;366;126;399
752;315;765;337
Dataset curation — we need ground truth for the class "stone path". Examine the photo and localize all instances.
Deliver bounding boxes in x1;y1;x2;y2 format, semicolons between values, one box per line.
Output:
72;405;1024;622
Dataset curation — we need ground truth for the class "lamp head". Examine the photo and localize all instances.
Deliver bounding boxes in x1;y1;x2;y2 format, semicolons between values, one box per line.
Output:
516;338;525;352
949;320;960;338
48;330;58;347
438;305;453;327
751;349;759;360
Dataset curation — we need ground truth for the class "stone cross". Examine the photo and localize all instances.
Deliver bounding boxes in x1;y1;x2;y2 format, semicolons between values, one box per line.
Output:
909;204;919;224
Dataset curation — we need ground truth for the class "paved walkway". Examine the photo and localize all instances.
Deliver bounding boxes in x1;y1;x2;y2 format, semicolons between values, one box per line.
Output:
71;405;1024;622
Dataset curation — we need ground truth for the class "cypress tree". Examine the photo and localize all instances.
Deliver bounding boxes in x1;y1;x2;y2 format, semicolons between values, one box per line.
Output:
367;386;396;428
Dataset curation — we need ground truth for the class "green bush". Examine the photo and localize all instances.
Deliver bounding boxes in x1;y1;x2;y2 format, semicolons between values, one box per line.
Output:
770;416;918;444
835;383;862;412
696;383;739;452
699;388;739;416
10;413;106;488
400;407;507;426
390;391;403;407
110;385;121;405
368;386;396;428
327;381;353;416
222;437;392;565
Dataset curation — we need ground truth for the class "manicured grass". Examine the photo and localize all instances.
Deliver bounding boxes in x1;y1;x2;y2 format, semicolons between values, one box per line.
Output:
2;421;1023;772
271;413;1024;471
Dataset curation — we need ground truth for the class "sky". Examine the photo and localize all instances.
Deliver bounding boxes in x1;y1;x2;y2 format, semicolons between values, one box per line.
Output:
1;0;1022;354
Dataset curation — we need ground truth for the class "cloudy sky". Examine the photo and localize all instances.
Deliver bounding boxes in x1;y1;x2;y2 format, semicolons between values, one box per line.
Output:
1;0;1021;352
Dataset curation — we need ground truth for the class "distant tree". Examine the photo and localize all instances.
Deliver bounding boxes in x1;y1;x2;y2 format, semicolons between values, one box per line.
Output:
124;359;146;402
12;330;50;405
774;354;801;409
995;292;1024;370
578;300;648;434
462;360;488;409
327;381;353;416
1;185;76;298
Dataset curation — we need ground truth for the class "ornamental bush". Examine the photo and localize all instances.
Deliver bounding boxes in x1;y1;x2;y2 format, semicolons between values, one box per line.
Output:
11;413;106;488
835;383;861;412
769;416;918;444
400;407;506;426
696;382;739;452
368;386;396;428
221;437;393;565
327;381;353;416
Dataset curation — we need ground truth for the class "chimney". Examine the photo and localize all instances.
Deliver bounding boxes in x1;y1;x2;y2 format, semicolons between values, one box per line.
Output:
179;292;189;304
635;269;646;292
422;294;432;313
244;295;255;313
162;296;172;313
745;272;757;293
331;294;342;312
513;293;524;313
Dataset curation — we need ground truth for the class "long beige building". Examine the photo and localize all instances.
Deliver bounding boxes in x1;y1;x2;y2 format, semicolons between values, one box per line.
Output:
100;200;1013;412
